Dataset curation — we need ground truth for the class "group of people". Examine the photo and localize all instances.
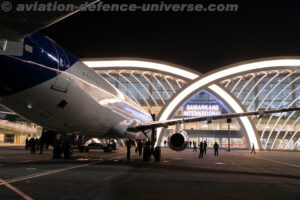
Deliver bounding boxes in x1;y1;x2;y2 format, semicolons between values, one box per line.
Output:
192;141;219;158
196;142;256;157
198;141;207;158
25;135;48;154
126;139;144;161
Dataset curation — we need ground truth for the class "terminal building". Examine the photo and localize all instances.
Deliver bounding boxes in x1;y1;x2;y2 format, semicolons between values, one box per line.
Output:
0;57;299;150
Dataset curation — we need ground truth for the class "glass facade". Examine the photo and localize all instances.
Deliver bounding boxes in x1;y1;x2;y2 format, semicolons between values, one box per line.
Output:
98;67;299;150
99;70;187;115
161;90;246;149
220;70;300;150
0;118;42;144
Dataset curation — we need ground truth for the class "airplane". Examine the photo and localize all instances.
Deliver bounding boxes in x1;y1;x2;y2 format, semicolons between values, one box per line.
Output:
0;0;299;161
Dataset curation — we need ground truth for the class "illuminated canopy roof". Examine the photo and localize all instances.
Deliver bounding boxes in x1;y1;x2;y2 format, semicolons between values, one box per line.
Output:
84;57;300;150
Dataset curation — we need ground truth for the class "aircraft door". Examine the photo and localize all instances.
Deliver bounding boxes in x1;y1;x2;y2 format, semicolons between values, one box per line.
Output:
51;43;71;93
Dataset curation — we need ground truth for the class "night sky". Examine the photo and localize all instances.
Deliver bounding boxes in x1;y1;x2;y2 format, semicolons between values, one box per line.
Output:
41;0;300;73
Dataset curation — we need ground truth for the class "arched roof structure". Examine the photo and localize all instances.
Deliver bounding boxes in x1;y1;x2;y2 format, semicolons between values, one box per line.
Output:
84;57;300;150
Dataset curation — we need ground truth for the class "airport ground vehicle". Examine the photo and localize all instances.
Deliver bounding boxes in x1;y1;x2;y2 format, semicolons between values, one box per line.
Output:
78;138;117;152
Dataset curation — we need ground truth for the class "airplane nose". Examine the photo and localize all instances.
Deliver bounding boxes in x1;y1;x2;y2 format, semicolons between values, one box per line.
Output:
0;55;57;96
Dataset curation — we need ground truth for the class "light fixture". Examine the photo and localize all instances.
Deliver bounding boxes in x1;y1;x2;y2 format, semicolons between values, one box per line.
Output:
83;60;199;80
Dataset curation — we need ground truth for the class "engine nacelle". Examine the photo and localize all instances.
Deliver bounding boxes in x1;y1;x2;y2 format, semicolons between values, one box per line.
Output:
167;130;189;151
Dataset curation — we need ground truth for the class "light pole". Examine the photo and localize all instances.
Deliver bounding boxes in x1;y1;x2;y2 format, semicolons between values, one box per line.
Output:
227;118;232;152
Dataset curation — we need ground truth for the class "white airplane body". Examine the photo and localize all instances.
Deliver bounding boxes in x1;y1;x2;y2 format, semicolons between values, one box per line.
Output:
0;47;152;139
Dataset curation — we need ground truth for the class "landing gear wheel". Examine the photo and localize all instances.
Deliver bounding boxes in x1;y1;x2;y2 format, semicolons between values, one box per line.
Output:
53;145;62;159
154;147;161;162
63;145;73;159
143;145;151;161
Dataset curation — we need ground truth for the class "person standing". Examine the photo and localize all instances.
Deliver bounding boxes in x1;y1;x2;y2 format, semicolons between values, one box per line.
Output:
199;142;204;158
214;142;219;156
250;143;256;154
143;140;151;161
164;140;167;147
204;141;207;154
36;137;40;151
30;136;36;154
193;141;197;152
126;139;132;161
137;140;143;156
135;141;138;154
25;135;30;150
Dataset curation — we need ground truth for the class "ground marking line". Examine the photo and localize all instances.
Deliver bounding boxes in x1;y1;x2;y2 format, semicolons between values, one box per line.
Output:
0;158;51;166
250;155;300;168
0;155;126;186
0;161;100;186
0;178;34;200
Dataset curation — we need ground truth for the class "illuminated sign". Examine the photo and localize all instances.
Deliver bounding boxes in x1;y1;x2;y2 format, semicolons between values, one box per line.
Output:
183;104;221;116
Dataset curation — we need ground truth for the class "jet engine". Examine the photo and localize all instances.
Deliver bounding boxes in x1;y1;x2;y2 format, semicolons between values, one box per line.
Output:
167;130;189;151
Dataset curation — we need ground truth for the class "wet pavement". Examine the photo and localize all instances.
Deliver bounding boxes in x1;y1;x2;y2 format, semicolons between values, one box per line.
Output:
0;146;299;200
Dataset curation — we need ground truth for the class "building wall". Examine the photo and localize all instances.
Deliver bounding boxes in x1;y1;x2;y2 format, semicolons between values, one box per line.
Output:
0;119;42;144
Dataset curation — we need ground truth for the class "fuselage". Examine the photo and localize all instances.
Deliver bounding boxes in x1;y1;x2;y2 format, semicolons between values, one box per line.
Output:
0;33;152;139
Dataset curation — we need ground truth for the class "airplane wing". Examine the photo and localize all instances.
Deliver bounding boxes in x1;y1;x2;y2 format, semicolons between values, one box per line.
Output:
0;0;100;40
130;107;300;131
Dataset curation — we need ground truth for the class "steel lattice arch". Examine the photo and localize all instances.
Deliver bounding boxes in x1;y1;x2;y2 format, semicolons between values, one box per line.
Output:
84;57;300;150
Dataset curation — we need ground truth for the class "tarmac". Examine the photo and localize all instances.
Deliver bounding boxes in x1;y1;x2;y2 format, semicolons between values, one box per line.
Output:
0;146;299;200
